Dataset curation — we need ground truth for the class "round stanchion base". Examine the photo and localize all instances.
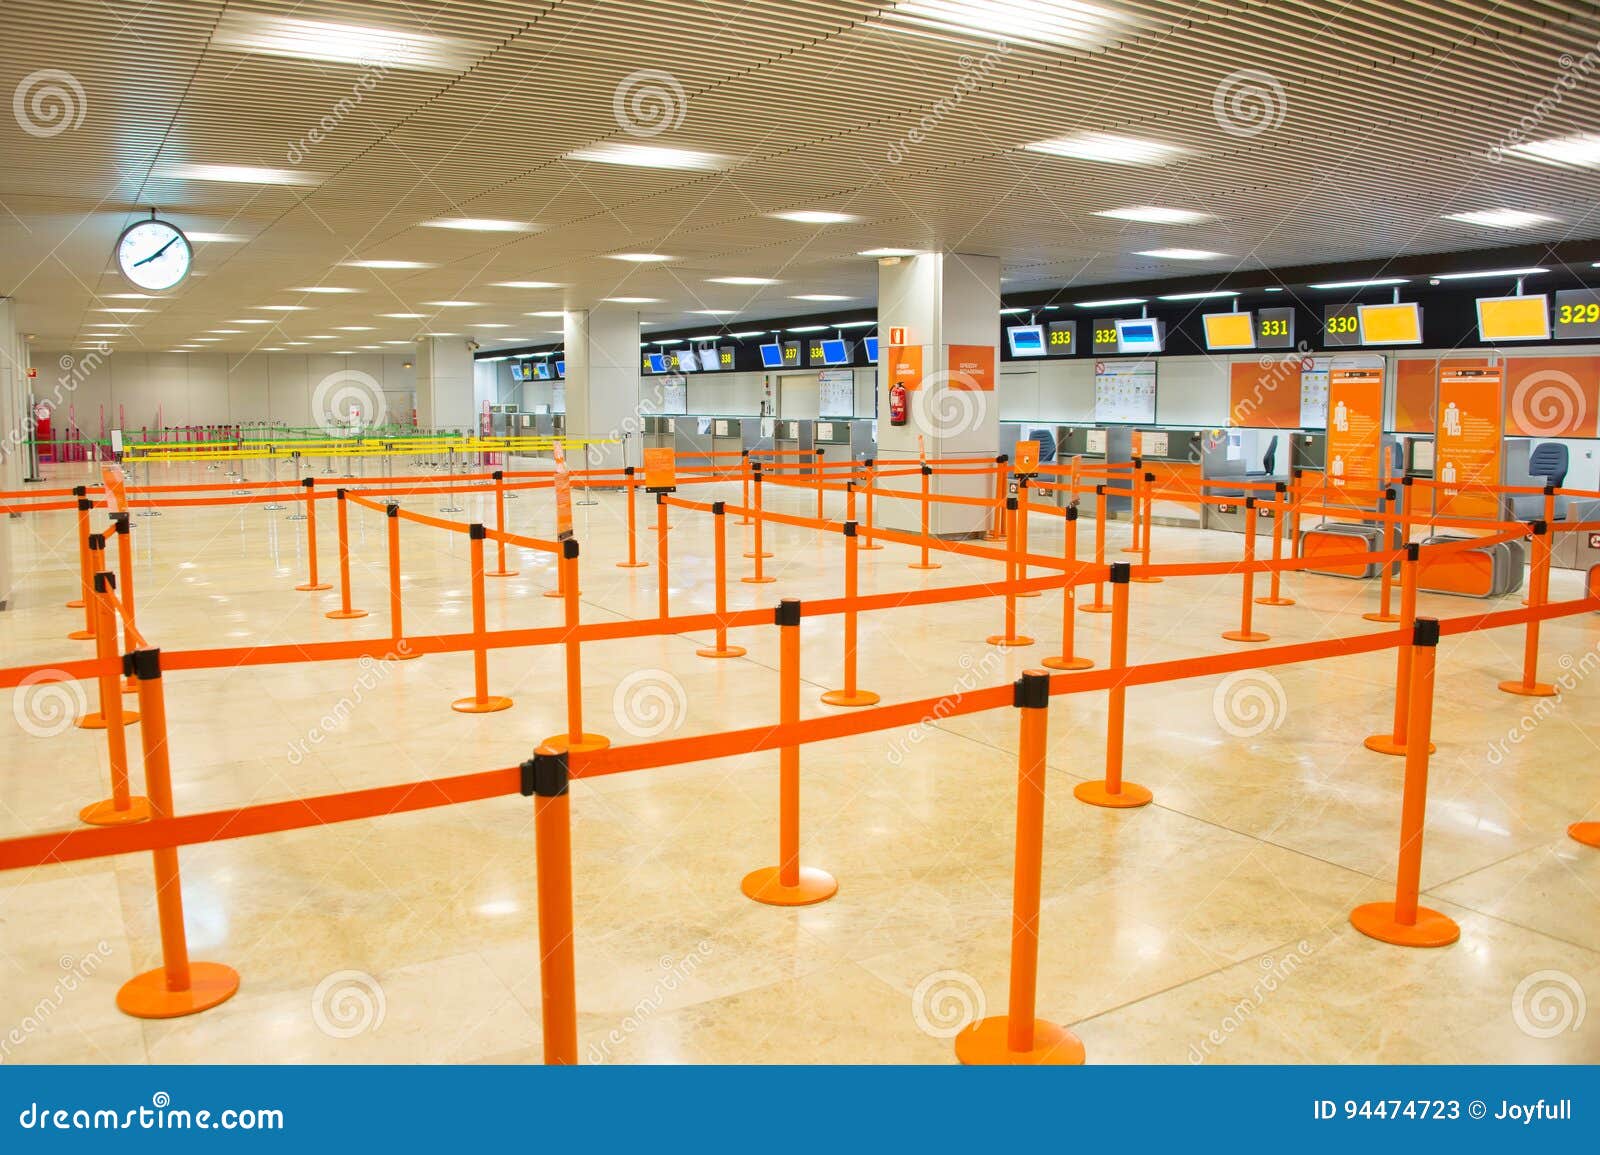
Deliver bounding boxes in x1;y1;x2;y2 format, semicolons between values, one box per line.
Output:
1042;655;1094;671
1017;590;1042;598
985;634;1035;648
79;796;152;826
1121;546;1142;555
1498;679;1557;698
1074;779;1153;809
742;551;774;560
1349;902;1460;947
66;599;84;609
77;710;140;730
1569;822;1600;849
1259;596;1297;607
68;629;95;641
295;582;333;592
1130;576;1163;584
697;645;748;659
118;962;240;1019
1361;610;1398;622
1362;733;1435;756
740;575;777;585
740;865;837;907
616;561;649;569
485;570;519;579
821;688;880;707
325;609;369;620
452;695;513;714
1079;602;1113;614
908;562;942;571
122;679;140;695
859;542;883;551
386;648;422;661
540;731;611;754
1221;630;1270;643
954;1016;1086;1066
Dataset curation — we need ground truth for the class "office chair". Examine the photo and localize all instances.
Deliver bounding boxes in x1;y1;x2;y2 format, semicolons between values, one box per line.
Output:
1028;427;1056;465
1526;442;1570;519
1248;434;1279;478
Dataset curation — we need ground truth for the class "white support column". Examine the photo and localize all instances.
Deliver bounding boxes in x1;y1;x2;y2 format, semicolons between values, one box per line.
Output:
563;306;641;475
876;252;1001;536
413;336;476;432
0;299;25;609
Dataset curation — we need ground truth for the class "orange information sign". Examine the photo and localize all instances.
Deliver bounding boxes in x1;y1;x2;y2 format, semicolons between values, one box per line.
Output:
643;446;676;491
1436;365;1505;523
1324;367;1383;499
552;443;574;540
1013;439;1040;474
888;344;924;392
947;344;995;391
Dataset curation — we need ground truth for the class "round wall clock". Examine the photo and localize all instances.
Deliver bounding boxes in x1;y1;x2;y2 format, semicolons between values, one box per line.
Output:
116;216;192;291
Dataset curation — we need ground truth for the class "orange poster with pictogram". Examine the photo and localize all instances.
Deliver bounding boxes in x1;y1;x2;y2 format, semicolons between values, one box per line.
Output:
1436;365;1505;522
1324;368;1383;499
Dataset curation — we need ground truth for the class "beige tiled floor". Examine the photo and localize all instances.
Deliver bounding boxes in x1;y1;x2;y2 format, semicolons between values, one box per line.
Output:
1;459;1597;1064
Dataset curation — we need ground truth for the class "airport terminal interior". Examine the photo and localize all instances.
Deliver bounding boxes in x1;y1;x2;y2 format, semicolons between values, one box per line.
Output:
1;0;1598;1066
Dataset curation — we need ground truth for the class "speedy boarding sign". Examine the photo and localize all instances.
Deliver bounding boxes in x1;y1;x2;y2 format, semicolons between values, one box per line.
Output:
552;443;574;540
1013;439;1040;474
643;446;677;492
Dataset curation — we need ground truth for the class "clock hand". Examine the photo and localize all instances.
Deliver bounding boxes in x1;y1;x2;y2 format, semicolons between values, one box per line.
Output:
133;235;180;266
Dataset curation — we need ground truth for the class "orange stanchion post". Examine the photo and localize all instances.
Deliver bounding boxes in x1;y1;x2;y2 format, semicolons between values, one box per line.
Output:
112;512;140;693
1044;505;1093;671
1499;520;1557;697
821;521;879;706
116;647;240;1017
67;487;90;612
1016;477;1040;597
325;488;368;620
1365;544;1433;757
1130;470;1162;583
1222;498;1270;643
985;455;1008;541
698;500;746;659
1122;459;1144;555
295;478;332;592
655;493;670;619
987;497;1033;648
743;598;837;905
384;503;419;659
1081;486;1111;614
618;467;648;568
956;669;1086;1065
78;574;150;825
739;450;754;526
451;524;512;714
909;464;941;571
860;459;883;550
1289;469;1305;559
814;448;825;521
1363;484;1403;622
1074;564;1152;809
523;748;578;1064
541;540;609;753
1351;618;1460;948
1256;482;1295;606
741;465;776;584
486;470;518;578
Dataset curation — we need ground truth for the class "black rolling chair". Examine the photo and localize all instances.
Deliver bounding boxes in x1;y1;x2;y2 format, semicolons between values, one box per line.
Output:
1247;434;1279;478
1028;427;1056;465
1517;442;1570;519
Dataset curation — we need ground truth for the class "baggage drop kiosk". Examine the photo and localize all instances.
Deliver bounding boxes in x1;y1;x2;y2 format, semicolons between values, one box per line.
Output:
1419;365;1525;598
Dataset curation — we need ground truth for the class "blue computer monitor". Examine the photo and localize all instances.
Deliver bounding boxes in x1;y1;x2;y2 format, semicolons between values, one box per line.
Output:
1115;318;1164;354
647;353;668;373
820;339;848;365
535;362;552;379
1007;324;1046;357
508;362;527;382
555;359;565;377
759;343;785;369
863;336;879;363
676;348;699;372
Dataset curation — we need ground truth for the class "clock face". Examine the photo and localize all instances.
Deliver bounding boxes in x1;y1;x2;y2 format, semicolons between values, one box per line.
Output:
116;219;192;291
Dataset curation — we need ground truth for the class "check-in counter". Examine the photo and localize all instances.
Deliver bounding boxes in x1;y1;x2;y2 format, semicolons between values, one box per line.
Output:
1202;428;1291;532
740;417;773;456
813;419;853;464
772;419;815;475
850;418;877;461
642;416;675;451
710;417;743;459
1048;425;1106;510
1132;428;1205;528
674;416;715;467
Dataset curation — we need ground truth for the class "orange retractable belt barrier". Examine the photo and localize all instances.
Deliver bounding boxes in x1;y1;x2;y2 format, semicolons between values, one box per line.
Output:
1223;499;1270;643
987;497;1031;648
1257;483;1295;607
821;520;878;707
325;489;367;621
860;460;883;551
1499;519;1557;698
529;748;578;1064
1364;545;1429;758
541;541;609;755
1044;505;1093;672
618;468;647;569
1082;486;1111;614
655;493;671;618
1363;481;1408;623
696;501;745;660
487;471;518;578
78;574;149;826
742;465;775;584
1073;564;1152;809
908;464;940;571
451;525;512;715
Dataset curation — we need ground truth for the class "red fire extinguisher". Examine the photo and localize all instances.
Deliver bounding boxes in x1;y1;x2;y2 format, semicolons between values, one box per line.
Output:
889;381;908;426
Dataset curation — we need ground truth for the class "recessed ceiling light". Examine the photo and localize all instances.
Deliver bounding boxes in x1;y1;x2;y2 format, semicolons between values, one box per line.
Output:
1506;133;1600;167
357;345;381;350
788;324;829;332
709;276;780;285
85;322;134;327
307;335;334;340
421;218;535;232
883;0;1123;50
255;304;313;311
1073;297;1147;308
209;329;244;334
159;163;322;185
420;332;459;337
382;340;410;345
1442;209;1554;228
333;325;375;331
423;300;483;307
193;337;222;342
187;232;246;242
261;347;285;351
1157;290;1240;300
209;14;479;72
343;259;432;269
103;293;154;300
771;210;857;224
231;319;272;324
94;307;148;313
603;296;659;303
526;310;567;317
1095;206;1210;224
607;253;671;263
492;280;564;289
999;307;1028;314
858;247;922;258
835;320;876;329
1024;133;1180;165
286;341;310;346
566;143;735;171
470;322;509;328
379;313;426;319
1431;266;1547;281
292;286;360;294
792;294;851;301
1307;278;1409;290
1136;248;1223;260
692;309;738;315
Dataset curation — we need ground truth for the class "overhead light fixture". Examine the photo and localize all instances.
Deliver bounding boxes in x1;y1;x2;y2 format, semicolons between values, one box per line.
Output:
254;304;313;311
492;281;563;289
379;313;426;319
286;341;310;346
382;340;410;345
86;322;134;328
103;293;155;300
1137;248;1222;260
607;253;672;263
209;14;479;72
526;310;567;317
291;286;360;294
231;319;272;324
1158;290;1240;300
1506;133;1600;167
192;338;222;342
208;329;243;334
727;330;767;338
93;307;148;313
692;309;738;315
788;324;829;332
333;325;375;331
470;322;509;328
1442;209;1553;228
604;296;659;303
1308;277;1408;290
187;232;247;243
1024;133;1180;165
709;276;779;285
858;247;922;257
307;335;334;340
260;347;285;352
566;143;734;171
835;320;877;328
770;210;857;224
792;294;851;301
421;218;535;232
1073;297;1147;308
423;300;482;307
999;307;1028;314
159;163;322;186
1095;206;1210;224
1431;266;1547;281
357;345;381;350
342;259;431;269
883;0;1124;51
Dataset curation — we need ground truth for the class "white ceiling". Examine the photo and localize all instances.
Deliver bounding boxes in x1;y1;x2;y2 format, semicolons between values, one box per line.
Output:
4;0;1600;354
